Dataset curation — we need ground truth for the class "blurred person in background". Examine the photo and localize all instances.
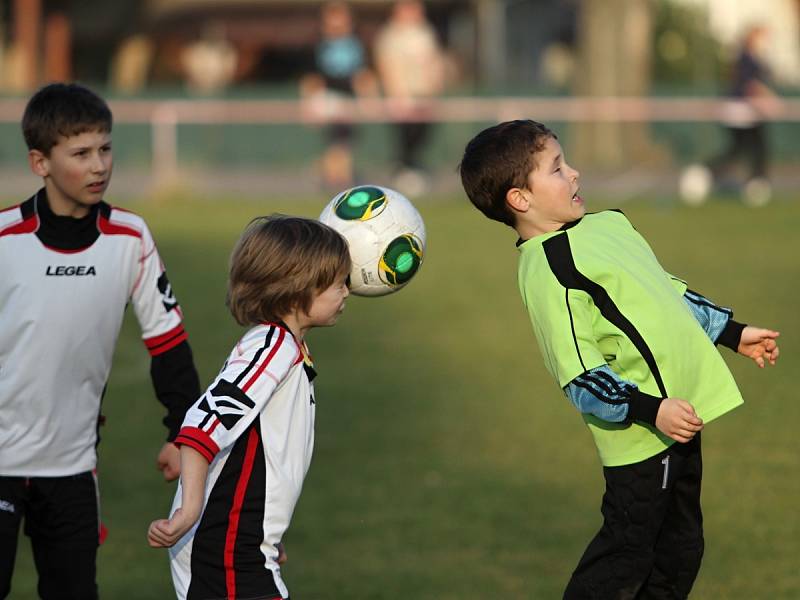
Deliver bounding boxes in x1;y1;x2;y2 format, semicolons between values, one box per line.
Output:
181;23;238;94
300;1;376;190
680;24;781;207
375;0;445;197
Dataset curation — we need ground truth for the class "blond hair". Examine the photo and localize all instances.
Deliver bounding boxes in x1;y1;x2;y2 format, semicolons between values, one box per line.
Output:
226;215;351;326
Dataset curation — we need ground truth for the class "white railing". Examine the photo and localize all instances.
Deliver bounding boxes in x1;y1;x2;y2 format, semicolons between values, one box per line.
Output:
2;96;797;182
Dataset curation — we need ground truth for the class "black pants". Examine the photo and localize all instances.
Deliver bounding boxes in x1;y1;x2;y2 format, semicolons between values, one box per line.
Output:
709;124;767;181
564;435;704;600
0;472;100;600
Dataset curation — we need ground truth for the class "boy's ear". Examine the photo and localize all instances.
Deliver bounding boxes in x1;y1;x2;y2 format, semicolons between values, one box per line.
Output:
505;187;530;214
28;149;49;178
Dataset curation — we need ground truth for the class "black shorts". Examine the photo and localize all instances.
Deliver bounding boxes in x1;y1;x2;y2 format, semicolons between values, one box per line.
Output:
564;434;704;599
0;472;101;600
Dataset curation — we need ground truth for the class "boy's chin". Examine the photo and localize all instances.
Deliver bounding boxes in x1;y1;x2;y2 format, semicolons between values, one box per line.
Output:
75;192;108;208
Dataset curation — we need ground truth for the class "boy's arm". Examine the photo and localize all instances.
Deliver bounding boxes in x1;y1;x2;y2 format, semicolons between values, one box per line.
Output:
681;287;752;350
565;366;703;443
667;275;747;349
151;342;201;440
151;341;202;480
173;325;298;464
129;222;202;478
148;445;209;548
679;287;780;366
565;365;663;425
682;288;734;342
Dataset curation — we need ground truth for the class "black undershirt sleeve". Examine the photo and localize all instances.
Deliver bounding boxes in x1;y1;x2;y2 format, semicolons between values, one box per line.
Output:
716;319;747;352
150;340;201;441
625;389;664;426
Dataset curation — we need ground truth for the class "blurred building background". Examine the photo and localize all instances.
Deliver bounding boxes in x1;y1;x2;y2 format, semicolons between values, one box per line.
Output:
0;0;798;198
1;0;798;91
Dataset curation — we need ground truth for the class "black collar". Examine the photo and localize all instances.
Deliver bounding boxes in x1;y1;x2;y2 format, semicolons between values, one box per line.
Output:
33;189;104;251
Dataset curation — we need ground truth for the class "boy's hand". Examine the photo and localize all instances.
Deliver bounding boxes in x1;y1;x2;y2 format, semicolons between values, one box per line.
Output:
738;326;780;368
157;442;181;481
655;398;703;443
147;507;198;548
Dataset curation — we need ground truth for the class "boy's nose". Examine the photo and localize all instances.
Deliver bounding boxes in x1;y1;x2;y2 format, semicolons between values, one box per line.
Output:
91;154;108;173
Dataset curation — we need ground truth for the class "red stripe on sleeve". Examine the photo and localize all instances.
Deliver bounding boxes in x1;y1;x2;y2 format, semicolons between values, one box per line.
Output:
0;215;38;237
144;324;188;356
225;427;260;600
174;427;220;463
97;214;142;238
242;328;286;393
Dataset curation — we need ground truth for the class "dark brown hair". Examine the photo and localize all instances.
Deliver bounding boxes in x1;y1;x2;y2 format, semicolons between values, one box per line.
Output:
226;215;351;326
458;120;556;227
22;83;112;154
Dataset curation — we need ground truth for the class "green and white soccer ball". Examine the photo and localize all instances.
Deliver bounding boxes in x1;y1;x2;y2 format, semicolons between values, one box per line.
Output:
320;185;426;297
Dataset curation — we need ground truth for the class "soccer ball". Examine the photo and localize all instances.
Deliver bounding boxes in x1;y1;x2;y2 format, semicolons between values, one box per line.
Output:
319;185;426;297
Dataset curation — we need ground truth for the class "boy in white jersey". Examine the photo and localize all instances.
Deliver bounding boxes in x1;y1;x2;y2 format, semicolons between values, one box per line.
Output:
459;120;780;599
148;215;351;600
0;83;201;599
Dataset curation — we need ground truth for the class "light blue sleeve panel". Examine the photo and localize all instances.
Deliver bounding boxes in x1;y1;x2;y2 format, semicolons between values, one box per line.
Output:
682;289;732;343
564;365;638;423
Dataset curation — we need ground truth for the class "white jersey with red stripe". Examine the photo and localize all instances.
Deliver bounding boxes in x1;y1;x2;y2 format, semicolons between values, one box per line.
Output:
169;322;315;600
0;192;187;477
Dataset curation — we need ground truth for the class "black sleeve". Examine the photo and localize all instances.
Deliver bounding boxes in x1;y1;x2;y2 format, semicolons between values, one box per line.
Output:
150;340;201;441
625;389;664;427
715;319;747;352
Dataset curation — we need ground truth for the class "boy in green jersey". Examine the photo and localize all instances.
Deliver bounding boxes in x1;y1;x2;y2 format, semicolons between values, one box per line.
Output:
458;120;780;599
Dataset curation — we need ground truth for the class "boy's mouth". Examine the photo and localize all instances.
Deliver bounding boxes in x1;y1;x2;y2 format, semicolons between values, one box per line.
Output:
87;181;106;192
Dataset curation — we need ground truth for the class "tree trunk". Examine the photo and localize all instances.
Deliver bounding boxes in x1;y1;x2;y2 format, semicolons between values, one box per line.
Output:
572;0;667;168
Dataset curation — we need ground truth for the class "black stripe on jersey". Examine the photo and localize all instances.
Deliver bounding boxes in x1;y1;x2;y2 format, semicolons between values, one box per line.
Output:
233;326;276;387
591;368;627;394
197;397;215;431
571;377;626;406
231;425;280;600
188;420;280;600
581;371;616;397
210;380;256;410
213;399;243;410
564;288;587;373
543;232;668;398
195;379;256;431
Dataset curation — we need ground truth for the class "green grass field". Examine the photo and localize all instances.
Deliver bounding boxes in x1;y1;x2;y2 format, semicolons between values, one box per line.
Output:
11;194;800;599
